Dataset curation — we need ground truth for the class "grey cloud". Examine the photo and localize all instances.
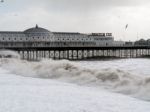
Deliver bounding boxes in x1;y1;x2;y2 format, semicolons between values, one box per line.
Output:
9;0;150;11
8;0;150;14
27;0;150;10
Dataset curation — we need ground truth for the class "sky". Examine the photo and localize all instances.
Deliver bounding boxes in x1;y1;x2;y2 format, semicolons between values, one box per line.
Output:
0;0;150;41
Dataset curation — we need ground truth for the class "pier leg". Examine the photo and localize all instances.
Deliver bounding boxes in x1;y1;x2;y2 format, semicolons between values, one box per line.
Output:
22;51;24;59
58;50;60;59
54;51;56;60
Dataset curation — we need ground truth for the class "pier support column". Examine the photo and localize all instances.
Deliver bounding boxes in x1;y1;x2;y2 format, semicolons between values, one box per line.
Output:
71;50;73;60
58;50;60;59
77;50;79;60
49;51;50;59
53;50;56;60
36;51;38;60
67;50;69;60
22;51;24;59
27;51;29;60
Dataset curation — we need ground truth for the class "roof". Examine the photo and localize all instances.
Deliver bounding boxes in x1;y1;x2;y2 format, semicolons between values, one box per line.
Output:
24;25;51;34
53;32;80;35
0;31;23;34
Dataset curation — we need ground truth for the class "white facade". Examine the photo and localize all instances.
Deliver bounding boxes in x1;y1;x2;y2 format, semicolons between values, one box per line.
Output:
88;33;114;46
0;25;114;47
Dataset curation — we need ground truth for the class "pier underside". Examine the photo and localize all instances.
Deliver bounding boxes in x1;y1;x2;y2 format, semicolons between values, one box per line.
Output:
1;46;150;60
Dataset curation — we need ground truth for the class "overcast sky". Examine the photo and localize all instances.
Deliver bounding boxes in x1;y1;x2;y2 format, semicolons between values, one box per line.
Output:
0;0;150;41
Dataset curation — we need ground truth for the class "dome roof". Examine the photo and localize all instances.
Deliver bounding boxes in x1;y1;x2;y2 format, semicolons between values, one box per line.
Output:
24;25;51;34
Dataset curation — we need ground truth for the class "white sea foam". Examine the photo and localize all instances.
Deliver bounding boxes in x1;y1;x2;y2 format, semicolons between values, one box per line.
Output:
0;56;150;101
0;50;20;59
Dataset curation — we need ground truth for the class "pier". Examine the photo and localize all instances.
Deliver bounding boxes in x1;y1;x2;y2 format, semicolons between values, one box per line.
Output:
1;46;150;60
0;25;150;60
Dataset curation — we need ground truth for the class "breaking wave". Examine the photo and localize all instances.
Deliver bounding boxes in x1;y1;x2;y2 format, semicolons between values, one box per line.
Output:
0;57;150;101
0;50;20;58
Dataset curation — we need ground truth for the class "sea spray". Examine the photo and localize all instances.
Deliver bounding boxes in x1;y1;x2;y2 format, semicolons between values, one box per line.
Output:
0;50;20;59
0;58;150;101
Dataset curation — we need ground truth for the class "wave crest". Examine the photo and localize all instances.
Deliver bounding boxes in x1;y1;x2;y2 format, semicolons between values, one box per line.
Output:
0;58;150;101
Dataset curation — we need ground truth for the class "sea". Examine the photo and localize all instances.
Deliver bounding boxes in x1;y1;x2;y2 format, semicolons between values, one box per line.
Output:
0;50;150;112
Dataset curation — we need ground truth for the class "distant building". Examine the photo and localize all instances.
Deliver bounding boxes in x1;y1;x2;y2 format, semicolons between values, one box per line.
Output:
125;41;134;46
134;39;147;46
147;39;150;46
